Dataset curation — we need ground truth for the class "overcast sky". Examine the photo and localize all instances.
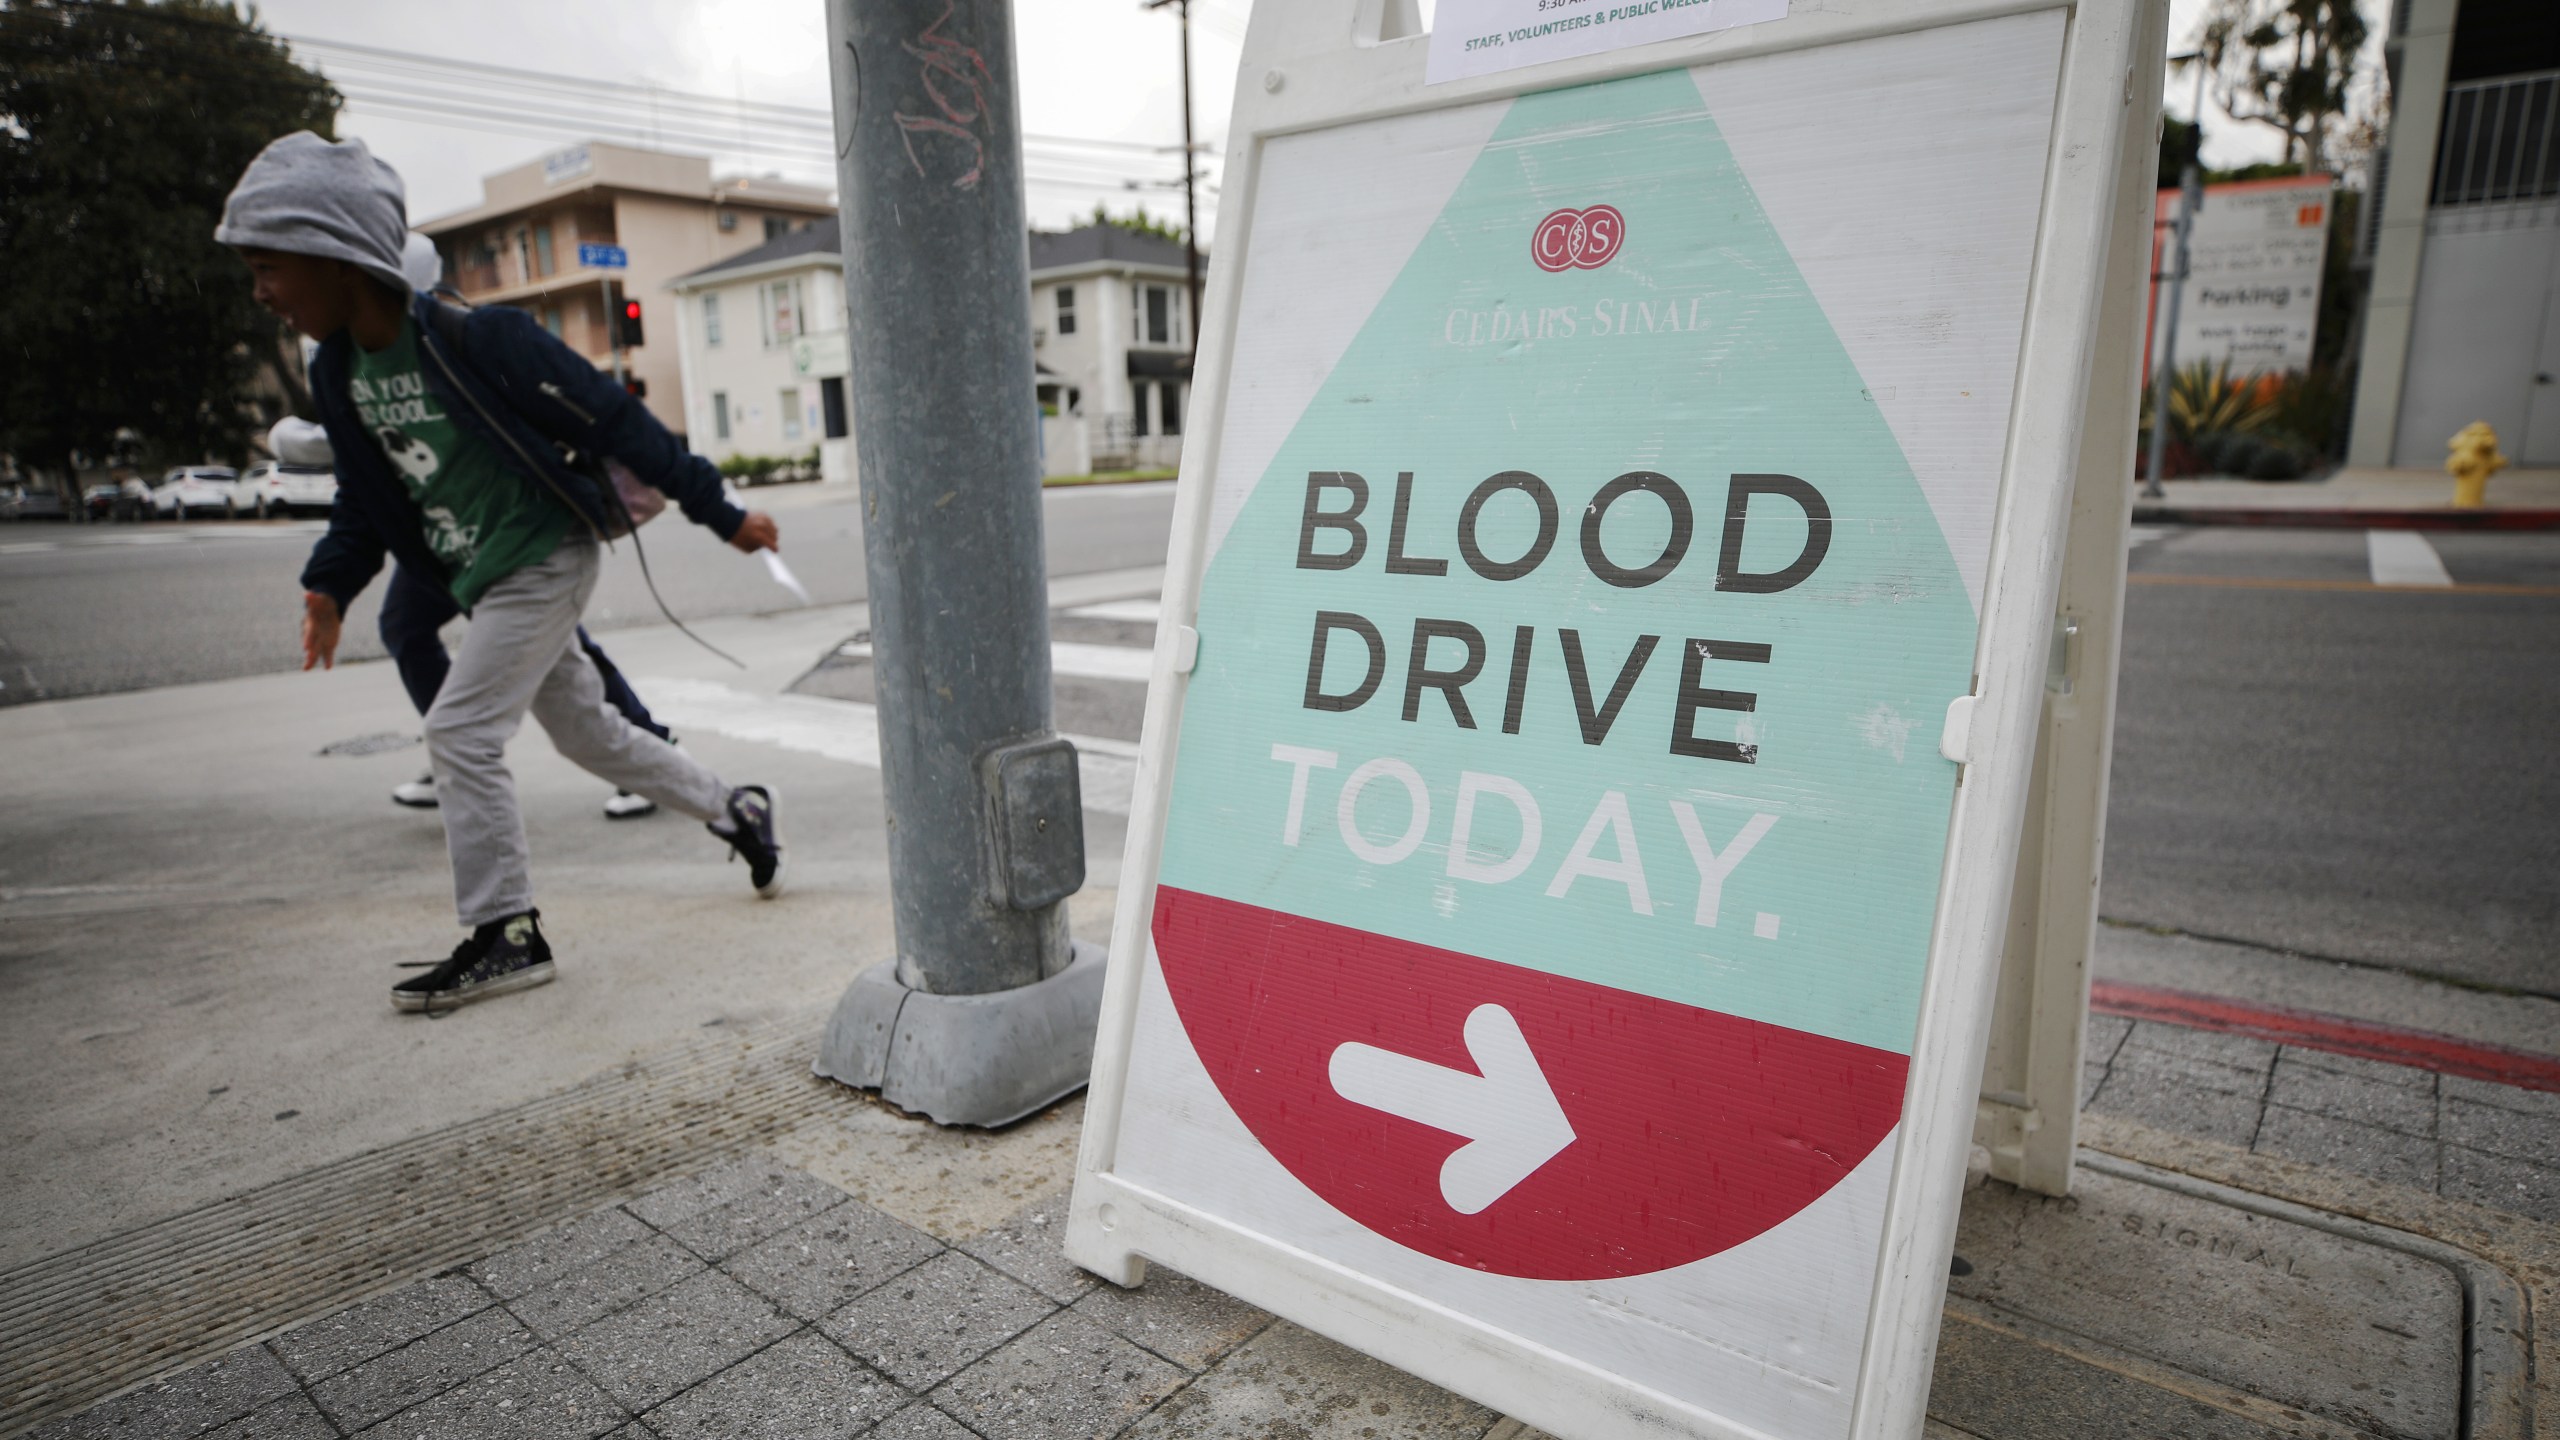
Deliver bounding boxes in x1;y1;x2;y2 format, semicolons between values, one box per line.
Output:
250;0;2375;237
253;0;1250;232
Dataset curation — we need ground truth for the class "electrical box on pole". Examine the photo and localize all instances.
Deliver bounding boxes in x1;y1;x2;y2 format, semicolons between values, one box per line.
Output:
1065;1;2165;1436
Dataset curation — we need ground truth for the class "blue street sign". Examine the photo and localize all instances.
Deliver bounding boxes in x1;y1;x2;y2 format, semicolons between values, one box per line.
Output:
578;243;629;270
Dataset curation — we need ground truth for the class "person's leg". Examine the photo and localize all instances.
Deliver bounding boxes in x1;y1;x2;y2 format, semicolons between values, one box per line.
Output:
528;627;786;898
577;627;667;819
529;634;729;822
577;627;670;742
422;542;599;929
378;565;459;717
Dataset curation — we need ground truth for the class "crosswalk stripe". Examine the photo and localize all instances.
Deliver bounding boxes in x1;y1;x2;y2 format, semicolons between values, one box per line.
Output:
831;637;1160;685
2366;530;2452;587
637;678;1141;815
1049;641;1158;683
1066;598;1163;623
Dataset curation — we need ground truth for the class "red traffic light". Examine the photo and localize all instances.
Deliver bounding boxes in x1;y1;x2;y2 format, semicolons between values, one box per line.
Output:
623;300;642;320
615;297;645;348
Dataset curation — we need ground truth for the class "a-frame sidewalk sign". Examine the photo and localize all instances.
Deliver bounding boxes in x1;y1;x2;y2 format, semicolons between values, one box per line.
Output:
1066;1;2169;1436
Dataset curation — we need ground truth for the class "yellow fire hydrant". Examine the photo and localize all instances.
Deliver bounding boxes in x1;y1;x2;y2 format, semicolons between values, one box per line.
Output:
2447;421;2508;509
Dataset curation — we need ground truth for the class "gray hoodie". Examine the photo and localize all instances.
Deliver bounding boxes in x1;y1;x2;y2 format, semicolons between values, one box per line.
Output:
214;132;412;293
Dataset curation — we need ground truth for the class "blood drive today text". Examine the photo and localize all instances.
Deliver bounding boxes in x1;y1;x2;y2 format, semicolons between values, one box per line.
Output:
1255;466;1843;932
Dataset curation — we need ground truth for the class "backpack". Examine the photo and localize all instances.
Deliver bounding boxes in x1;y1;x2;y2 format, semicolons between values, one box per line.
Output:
416;299;664;537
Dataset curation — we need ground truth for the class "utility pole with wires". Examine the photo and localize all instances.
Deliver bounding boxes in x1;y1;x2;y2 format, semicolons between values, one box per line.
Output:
1144;0;1204;356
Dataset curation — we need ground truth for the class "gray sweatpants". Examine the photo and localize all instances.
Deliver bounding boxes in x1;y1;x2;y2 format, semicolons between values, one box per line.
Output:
425;537;731;927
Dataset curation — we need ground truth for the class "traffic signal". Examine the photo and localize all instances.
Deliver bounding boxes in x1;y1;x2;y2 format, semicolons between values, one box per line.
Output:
617;298;645;348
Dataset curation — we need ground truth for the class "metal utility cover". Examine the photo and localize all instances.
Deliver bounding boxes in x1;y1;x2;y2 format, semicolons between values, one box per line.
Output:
1069;4;2162;1438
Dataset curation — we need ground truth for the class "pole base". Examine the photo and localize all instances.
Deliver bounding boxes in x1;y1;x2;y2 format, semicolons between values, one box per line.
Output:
813;941;1107;1127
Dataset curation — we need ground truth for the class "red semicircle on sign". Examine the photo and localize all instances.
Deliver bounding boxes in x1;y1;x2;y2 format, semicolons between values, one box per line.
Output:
1152;886;1912;1280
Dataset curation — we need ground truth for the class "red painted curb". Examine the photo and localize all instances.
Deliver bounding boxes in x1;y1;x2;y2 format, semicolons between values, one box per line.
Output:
2130;505;2560;531
2090;980;2560;1094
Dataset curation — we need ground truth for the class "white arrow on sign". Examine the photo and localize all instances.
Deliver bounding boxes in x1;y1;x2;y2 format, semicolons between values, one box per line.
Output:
1327;1003;1577;1215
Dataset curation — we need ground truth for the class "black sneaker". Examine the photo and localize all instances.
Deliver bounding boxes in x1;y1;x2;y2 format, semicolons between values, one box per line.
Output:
392;911;555;1013
710;785;785;898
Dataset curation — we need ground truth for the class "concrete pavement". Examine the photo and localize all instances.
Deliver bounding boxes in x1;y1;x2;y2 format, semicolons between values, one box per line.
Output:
2135;465;2560;528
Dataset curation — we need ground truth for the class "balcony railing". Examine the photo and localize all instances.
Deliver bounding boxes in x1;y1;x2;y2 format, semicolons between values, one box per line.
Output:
2433;69;2560;209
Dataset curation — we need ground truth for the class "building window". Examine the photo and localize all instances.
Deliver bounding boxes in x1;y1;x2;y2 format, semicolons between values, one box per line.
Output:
703;293;723;347
1132;382;1151;437
514;228;533;283
821;377;849;439
765;215;789;241
718;210;737;232
780;387;803;441
541;306;563;338
1159;381;1182;436
1056;285;1077;336
1131;283;1181;346
532;223;555;278
712;391;730;441
764;278;804;345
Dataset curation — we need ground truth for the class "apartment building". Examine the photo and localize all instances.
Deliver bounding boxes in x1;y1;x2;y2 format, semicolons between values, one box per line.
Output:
419;142;834;440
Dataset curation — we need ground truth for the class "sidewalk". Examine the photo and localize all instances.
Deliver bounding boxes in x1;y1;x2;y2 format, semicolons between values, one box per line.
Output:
5;584;2557;1440
2135;465;2560;529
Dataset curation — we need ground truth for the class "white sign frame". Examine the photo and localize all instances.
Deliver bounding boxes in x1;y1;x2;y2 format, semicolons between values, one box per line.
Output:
1067;4;2163;1437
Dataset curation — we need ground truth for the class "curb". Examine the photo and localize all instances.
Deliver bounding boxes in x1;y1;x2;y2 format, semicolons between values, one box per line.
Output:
2133;504;2560;530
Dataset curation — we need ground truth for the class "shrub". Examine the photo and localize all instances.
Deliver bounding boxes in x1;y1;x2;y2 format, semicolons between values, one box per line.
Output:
2248;443;2306;481
2263;366;2352;459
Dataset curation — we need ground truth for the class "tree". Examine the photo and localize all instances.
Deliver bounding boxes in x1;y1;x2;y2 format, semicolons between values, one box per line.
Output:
2194;0;2369;174
1085;201;1185;246
0;0;338;492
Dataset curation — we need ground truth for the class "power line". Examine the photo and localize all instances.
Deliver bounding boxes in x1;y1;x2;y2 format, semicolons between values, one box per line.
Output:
283;33;1181;159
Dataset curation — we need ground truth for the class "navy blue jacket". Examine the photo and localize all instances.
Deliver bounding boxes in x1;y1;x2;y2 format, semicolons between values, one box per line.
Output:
300;293;745;611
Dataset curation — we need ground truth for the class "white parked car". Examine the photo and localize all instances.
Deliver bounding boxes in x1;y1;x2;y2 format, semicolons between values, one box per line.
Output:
240;460;335;518
151;466;239;520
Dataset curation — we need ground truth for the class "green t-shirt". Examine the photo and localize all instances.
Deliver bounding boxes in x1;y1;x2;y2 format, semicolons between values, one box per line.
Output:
349;319;570;608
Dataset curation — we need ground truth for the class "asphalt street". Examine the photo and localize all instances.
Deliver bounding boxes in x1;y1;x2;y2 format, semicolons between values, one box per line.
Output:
2110;525;2560;997
0;479;1178;706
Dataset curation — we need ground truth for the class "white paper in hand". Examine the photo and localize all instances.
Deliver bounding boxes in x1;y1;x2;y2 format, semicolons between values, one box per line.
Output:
761;550;813;606
721;481;813;605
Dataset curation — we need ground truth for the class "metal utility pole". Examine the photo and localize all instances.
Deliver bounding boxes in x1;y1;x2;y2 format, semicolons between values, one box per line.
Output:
607;278;626;387
2143;56;2208;500
1145;0;1203;355
814;0;1103;1126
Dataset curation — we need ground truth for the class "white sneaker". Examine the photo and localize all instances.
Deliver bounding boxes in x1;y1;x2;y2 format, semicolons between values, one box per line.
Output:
603;789;658;820
391;773;439;809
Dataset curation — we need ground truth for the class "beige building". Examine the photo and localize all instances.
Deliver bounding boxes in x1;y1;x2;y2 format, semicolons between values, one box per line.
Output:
419;142;834;441
667;219;856;484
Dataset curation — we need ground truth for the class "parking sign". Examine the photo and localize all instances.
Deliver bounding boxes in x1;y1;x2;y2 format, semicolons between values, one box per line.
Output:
1069;3;2163;1436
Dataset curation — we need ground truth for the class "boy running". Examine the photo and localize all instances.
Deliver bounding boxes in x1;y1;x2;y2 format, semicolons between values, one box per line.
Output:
219;132;786;1013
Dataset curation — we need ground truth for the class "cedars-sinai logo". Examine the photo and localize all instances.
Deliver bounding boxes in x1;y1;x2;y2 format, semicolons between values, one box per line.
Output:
1531;205;1625;272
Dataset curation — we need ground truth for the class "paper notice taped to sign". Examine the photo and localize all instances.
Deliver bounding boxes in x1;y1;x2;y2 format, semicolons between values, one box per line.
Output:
1427;0;1786;84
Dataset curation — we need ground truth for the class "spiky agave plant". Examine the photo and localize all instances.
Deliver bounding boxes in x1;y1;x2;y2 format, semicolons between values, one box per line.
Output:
2166;359;2276;444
